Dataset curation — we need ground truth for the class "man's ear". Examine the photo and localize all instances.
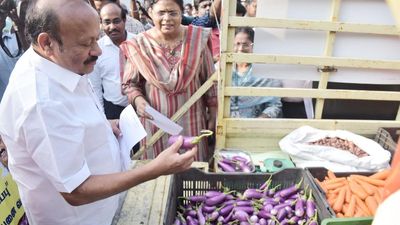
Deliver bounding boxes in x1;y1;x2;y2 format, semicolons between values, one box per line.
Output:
148;7;153;20
37;33;54;56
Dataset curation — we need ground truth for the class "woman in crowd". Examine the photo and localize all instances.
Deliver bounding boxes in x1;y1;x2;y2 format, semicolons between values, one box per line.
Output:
121;0;217;161
231;27;282;118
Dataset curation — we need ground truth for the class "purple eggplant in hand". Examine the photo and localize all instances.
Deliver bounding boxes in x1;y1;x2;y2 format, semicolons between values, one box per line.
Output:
168;130;213;150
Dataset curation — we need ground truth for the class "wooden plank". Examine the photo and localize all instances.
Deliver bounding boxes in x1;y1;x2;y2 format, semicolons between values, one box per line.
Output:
229;17;400;35
224;87;400;101
315;0;341;119
226;53;400;70
386;0;400;28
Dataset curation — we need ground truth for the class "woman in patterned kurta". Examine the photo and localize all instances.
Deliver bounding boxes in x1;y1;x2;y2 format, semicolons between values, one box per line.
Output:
120;0;217;161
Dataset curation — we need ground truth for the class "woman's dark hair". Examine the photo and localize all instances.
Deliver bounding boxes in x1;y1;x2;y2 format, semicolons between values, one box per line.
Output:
25;0;63;46
150;0;183;12
235;27;254;43
236;2;246;16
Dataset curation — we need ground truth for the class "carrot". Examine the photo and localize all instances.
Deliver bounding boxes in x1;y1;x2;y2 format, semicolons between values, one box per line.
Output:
353;177;377;195
333;187;346;213
373;192;381;204
327;193;337;206
325;182;346;190
315;178;328;193
344;195;356;217
354;206;366;217
327;170;337;179
351;174;385;187
345;185;352;203
337;212;344;218
348;179;368;200
369;169;391;180
365;195;378;215
324;177;346;185
354;195;371;216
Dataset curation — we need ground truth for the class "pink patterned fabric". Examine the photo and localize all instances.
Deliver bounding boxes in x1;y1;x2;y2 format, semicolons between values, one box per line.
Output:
120;25;216;160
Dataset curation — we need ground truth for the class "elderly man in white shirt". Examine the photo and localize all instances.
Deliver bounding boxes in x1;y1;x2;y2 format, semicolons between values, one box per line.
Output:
89;2;133;119
0;1;197;225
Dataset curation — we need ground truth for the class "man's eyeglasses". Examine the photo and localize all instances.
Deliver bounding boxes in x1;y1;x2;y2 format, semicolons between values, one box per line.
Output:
154;10;181;18
234;42;254;49
101;18;123;26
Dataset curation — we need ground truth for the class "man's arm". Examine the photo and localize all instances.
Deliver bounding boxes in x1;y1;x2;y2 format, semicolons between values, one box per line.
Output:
61;136;197;206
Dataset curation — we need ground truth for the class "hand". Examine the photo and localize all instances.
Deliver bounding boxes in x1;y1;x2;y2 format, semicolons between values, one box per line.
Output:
134;96;153;120
109;119;121;138
150;136;197;176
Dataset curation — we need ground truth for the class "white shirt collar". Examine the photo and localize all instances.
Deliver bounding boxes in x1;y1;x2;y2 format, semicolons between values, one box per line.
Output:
102;31;135;47
29;47;82;92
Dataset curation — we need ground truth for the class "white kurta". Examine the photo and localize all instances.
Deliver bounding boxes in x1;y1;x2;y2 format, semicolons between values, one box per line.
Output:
0;47;123;225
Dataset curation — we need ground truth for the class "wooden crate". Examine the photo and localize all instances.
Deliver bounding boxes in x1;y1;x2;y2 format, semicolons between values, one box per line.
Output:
216;0;400;153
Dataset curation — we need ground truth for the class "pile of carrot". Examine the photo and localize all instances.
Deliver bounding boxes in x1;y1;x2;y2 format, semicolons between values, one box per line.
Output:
314;169;391;218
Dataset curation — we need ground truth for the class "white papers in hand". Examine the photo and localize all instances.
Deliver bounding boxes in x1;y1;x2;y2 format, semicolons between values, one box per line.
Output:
145;105;183;135
118;105;147;169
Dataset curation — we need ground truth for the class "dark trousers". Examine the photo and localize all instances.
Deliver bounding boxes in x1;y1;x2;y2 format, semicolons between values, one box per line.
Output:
104;99;140;154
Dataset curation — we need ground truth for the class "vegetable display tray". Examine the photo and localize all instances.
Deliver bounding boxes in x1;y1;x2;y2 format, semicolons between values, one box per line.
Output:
374;127;399;163
321;217;372;225
306;167;374;224
163;168;334;224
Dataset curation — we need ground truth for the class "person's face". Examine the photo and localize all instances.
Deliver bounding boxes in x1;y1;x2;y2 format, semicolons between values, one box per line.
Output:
150;0;182;36
100;4;126;45
49;10;102;75
197;0;211;17
184;6;192;16
0;139;7;169
246;0;257;17
234;32;253;53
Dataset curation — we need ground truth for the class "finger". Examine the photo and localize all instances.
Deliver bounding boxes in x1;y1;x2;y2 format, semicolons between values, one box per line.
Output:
180;146;198;161
168;136;183;153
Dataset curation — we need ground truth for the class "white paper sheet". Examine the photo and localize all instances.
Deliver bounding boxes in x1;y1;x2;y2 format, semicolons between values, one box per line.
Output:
145;105;183;135
118;105;147;169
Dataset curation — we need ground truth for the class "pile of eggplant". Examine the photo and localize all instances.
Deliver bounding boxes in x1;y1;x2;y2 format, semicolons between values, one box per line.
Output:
173;178;319;225
217;155;254;173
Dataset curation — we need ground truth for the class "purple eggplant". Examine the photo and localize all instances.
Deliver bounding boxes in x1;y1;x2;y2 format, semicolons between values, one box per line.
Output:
243;189;264;199
232;155;249;162
173;217;182;225
197;206;206;225
217;161;236;172
306;190;316;218
219;204;234;216
276;208;288;221
187;195;206;203
267;185;281;197
238;161;252;172
236;200;253;206
262;204;273;213
257;210;273;219
207;211;219;222
168;130;213;149
259;218;267;225
234;210;249;222
223;210;234;223
295;196;306;217
186;216;197;225
287;216;300;224
278;178;303;199
185;209;197;217
205;190;223;198
250;214;259;223
259;178;272;191
202;205;216;214
234;206;254;214
205;192;226;206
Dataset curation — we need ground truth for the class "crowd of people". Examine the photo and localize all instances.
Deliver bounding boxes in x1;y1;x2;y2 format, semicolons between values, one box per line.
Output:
0;0;309;224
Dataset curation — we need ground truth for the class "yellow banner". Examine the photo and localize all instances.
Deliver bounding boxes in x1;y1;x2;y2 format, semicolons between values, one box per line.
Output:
0;166;25;225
